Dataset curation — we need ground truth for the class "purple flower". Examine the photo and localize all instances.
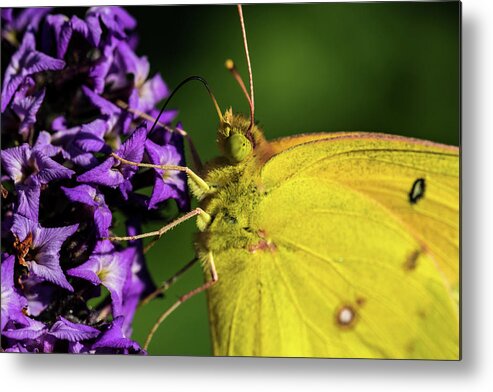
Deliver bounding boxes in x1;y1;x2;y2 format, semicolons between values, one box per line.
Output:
109;41;168;116
77;125;147;190
1;144;74;187
88;36;117;94
130;73;167;114
48;317;100;341
2;316;48;344
86;7;136;39
11;215;78;291
2;8;52;33
42;14;71;59
1;6;188;354
15;184;40;221
77;119;118;154
19;273;57;317
75;86;123;152
1;8;14;25
92;316;143;354
33;131;63;157
82;85;121;117
1;254;28;331
51;126;100;167
62;184;112;237
67;241;132;316
145;138;188;210
71;14;101;47
1;29;65;112
8;77;46;139
68;341;92;354
121;221;155;336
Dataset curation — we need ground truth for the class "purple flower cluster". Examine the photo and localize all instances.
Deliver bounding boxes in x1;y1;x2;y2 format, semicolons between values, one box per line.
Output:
1;7;189;354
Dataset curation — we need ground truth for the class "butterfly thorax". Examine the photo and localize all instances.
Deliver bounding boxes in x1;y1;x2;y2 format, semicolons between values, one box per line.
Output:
193;110;274;261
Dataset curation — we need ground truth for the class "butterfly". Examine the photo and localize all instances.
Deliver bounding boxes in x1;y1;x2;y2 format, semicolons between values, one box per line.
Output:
114;4;459;359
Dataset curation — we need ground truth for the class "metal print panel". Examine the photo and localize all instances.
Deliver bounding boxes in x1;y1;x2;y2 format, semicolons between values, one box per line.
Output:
0;2;460;358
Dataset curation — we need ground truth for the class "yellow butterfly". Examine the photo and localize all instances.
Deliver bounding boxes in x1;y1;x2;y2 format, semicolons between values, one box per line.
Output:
113;5;459;359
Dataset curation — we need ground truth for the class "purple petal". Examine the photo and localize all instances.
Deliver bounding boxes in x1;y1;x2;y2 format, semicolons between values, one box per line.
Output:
68;341;92;354
121;223;155;336
148;176;180;210
148;108;178;127
93;203;112;237
15;185;40;221
92;316;141;352
134;74;168;114
11;215;77;291
49;317;100;341
87;7;136;39
88;37;117;94
1;29;65;112
70;14;101;47
116;41;149;84
62;185;112;237
2;317;47;340
62;184;98;207
43;14;72;59
67;265;100;286
1;31;35;112
51;126;100;168
117;124;147;175
12;8;52;32
1;254;29;331
67;242;132;316
19;273;57;317
33;131;63;157
1;9;13;24
31;150;74;184
4;343;29;353
75;132;107;154
1;143;31;185
77;157;123;187
23;50;66;78
12;87;45;138
145;139;187;209
81;85;120;117
1;144;73;186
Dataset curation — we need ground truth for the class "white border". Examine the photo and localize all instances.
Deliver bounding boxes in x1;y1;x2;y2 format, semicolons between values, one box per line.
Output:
1;0;493;391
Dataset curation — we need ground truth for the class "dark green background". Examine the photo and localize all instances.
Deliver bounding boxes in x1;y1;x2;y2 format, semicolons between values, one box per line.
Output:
123;2;460;355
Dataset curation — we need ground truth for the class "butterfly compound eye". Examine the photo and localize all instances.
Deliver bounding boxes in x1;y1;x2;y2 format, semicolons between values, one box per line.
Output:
226;133;252;163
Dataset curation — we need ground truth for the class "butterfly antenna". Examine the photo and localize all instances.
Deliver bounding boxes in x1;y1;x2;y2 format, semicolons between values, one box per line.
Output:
225;59;253;114
226;5;255;132
150;75;223;133
237;4;255;129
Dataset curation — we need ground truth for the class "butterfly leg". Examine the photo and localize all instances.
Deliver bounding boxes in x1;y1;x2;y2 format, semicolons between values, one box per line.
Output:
106;207;211;242
111;152;210;197
143;251;218;351
140;257;199;306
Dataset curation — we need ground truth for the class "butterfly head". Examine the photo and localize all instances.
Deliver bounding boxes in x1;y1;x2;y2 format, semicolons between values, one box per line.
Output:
218;108;266;164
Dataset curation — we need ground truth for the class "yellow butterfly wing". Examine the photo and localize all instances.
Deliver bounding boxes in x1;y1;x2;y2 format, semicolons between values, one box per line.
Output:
207;132;459;359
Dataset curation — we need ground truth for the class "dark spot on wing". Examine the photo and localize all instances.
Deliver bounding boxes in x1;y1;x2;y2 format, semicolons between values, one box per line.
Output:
403;249;421;271
406;340;416;354
356;297;366;307
409;178;426;204
335;305;357;330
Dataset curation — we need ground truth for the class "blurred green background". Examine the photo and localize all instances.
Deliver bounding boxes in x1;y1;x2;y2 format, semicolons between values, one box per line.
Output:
119;2;460;356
